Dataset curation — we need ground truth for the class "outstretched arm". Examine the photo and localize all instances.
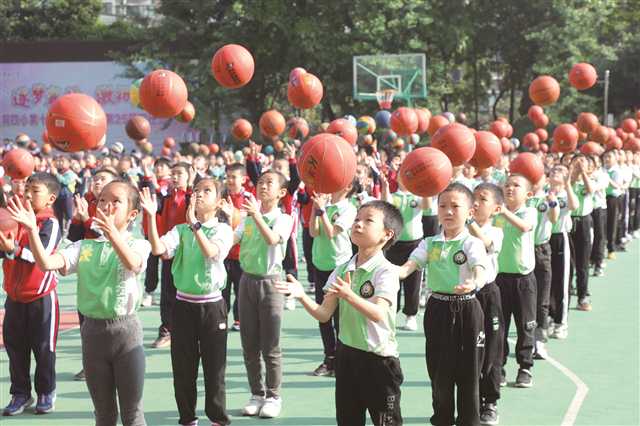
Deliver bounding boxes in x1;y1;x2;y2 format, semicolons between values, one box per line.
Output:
274;274;338;323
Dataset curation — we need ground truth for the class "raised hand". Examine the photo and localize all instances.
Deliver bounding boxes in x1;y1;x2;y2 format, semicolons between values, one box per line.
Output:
274;274;305;299
312;193;329;210
217;197;234;219
453;278;476;294
73;194;89;222
7;195;37;231
139;187;158;216
241;194;260;217
326;271;354;300
186;195;197;224
0;231;15;252
93;205;119;240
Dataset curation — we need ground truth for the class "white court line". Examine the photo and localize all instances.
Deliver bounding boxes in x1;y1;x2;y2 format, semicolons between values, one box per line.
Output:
508;338;589;426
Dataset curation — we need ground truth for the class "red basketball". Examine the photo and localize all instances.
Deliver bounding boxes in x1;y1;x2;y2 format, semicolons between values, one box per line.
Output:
41;130;49;144
232;118;253;141
431;123;476;166
289;67;306;82
415;108;432;134
3;148;35;179
469;131;501;169
427;114;450;137
390;107;419;136
616;128;628;141
553;124;579;153
45;93;107;152
211;44;255;89
509;152;544;184
577;112;599;134
287;117;310;139
580;141;603;156
0;208;18;238
287;73;323;109
622;118;638;134
259;110;286;138
176;101;195;123
161;146;171;157
398;147;453;197
297;133;357;193
41;143;52;155
209;143;220;155
624;138;640;153
528;105;544;121
606;137;623;151
532;114;549;129
489;120;510;138
535;128;549;142
326;118;358;145
163;137;176;149
590;125;609;144
500;137;512;154
125;115;151;140
529;75;560;106
569;63;597;90
505;123;514;138
523;132;540;148
274;140;285;152
540;143;549;153
140;70;188;118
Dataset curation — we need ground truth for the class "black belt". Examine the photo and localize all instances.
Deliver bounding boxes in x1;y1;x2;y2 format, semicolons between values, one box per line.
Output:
431;292;476;302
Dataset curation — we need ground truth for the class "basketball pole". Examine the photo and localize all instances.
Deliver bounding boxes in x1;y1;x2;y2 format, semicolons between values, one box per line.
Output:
603;69;610;126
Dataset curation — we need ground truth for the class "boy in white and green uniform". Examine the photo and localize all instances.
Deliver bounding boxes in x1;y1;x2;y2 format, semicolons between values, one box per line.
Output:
629;157;640;237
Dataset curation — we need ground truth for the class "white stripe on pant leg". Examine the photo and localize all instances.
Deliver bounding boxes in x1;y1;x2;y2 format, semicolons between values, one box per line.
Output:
49;290;57;352
562;232;570;325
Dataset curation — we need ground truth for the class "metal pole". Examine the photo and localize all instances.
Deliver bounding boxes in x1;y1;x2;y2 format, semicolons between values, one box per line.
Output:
603;69;610;125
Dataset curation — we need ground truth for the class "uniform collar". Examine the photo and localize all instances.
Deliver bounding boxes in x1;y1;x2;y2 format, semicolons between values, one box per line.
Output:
433;228;470;242
328;198;349;209
201;217;219;228
344;251;386;273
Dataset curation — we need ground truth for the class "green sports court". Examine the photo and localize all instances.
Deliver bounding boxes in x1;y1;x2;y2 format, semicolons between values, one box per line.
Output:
1;239;638;425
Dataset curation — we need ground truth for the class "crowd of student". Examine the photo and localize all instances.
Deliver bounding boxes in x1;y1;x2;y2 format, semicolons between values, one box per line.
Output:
1;133;639;426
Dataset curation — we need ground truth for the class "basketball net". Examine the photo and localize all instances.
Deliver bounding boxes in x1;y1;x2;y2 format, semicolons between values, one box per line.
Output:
376;89;395;110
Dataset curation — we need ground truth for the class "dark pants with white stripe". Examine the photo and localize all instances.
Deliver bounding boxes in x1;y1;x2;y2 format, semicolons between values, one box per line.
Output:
386;239;423;316
159;258;176;336
569;215;592;300
534;242;552;339
3;291;59;396
590;208;606;267
222;259;241;322
171;299;229;425
549;233;570;325
606;195;621;253
476;282;504;405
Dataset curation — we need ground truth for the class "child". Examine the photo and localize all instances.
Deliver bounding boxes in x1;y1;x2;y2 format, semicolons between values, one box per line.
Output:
233;170;292;418
9;180;150;425
0;173;61;415
589;155;609;276
399;183;487;426
494;174;537;387
141;179;233;426
309;182;357;376
604;150;624;258
276;200;404;426
51;155;81;229
469;183;505;425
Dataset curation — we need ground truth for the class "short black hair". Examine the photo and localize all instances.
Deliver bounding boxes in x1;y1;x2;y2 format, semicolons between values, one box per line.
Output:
226;162;246;175
154;157;171;168
101;180;140;212
439;182;474;207
27;172;60;196
474;182;504;205
172;161;191;173
273;153;288;162
94;167;119;179
359;200;404;250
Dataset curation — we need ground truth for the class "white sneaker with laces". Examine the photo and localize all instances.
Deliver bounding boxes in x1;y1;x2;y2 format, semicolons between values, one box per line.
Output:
402;315;418;331
553;323;568;339
534;341;548;359
242;395;265;416
284;297;296;310
259;397;282;418
141;292;153;307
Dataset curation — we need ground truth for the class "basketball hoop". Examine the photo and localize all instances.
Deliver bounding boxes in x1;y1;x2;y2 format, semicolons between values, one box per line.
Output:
376;89;396;110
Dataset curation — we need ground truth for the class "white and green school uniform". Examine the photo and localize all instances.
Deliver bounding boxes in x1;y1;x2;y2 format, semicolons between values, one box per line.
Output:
453;175;478;191
605;166;624;198
161;219;233;302
350;191;376;209
477;223;503;284
527;192;553;246
491;168;508;186
312;198;357;272
235;208;293;277
61;236;151;319
494;206;537;275
592;168;609;211
324;252;399;357
571;181;594;217
409;229;487;294
391;191;424;241
551;191;572;234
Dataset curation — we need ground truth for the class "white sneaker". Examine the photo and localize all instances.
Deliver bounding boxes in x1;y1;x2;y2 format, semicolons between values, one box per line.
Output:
259;397;282;418
419;295;427;308
402;315;418;331
284;297;296;310
552;323;568;339
633;230;640;239
534;341;548;359
141;292;153;307
242;395;265;416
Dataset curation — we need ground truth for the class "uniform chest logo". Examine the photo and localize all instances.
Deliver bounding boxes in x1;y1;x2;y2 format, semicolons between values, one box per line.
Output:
559;199;567;209
409;199;418;208
359;280;375;298
331;212;340;223
453;250;467;265
79;246;93;263
537;203;548;213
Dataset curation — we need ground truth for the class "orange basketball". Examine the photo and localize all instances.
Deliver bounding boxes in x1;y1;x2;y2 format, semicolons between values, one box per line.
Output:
580;141;603;156
509;152;544;184
431;123;476;166
287;73;323;109
622;118;638;134
125;115;151;140
426;114;448;137
163;137;176;149
535;128;548;142
161;146;171;157
3;148;35;179
523;132;540;148
469;131;501;169
569;63;597;90
41;143;52;155
393;138;405;150
274;140;285;152
529;75;560;106
287;117;310;139
211;44;255;89
590;125;609;144
552;124;579;153
489;120;510;138
209;143;220;155
297;133;356;193
576;112;599;134
326;118;358;145
398;147;453;197
0;208;18;238
390;107;419;136
606;137;623;151
140;70;188;118
259;110;286;138
415;108;432;134
532;114;549;129
176;101;195;123
540;143;549;153
45;93;107;152
528;105;544;121
624;138;640;153
500;137;512;154
231;118;253;141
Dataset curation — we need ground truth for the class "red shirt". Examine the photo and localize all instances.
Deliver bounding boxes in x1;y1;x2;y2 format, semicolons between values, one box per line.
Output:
224;189;252;260
158;187;190;236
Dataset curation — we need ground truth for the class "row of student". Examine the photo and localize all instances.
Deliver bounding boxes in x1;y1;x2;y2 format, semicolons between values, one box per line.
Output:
0;146;636;419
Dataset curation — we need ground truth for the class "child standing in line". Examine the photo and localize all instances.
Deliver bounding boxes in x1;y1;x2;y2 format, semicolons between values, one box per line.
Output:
0;173;61;416
604;151;624;258
141;179;233;426
399;183;488;426
469;183;505;425
589;155;609;277
234;171;293;419
309;182;357;377
9;180;150;425
276;200;405;426
493;174;537;388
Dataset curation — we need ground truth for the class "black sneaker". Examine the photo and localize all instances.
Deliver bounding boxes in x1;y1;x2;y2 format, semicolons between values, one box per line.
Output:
515;368;533;388
480;403;499;425
499;368;507;387
312;362;334;377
